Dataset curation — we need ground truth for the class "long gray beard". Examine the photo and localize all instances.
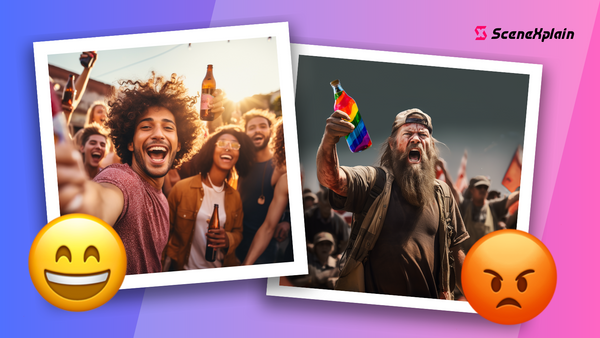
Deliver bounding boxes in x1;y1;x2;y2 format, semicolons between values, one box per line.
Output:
391;146;437;208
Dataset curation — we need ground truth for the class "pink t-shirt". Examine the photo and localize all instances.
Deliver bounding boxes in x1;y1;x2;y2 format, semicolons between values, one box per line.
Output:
94;164;169;275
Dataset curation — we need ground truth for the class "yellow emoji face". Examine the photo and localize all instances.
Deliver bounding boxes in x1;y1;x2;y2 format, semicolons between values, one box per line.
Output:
29;214;126;311
462;230;557;325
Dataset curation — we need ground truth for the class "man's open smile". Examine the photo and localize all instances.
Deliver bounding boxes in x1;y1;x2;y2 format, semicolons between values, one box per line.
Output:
146;144;169;165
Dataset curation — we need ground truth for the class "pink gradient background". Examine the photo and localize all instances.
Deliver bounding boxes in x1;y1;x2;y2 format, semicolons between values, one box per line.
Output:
137;1;600;337
135;1;600;337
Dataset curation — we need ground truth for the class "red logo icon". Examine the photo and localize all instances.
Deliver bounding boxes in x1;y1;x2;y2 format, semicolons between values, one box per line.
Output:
475;26;487;40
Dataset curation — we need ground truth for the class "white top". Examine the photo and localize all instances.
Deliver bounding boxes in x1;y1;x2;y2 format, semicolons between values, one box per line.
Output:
185;182;227;269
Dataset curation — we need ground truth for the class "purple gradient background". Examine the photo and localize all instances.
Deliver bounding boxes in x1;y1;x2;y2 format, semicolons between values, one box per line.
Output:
3;1;598;337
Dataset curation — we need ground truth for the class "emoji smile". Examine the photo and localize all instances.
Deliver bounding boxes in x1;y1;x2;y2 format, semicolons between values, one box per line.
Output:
45;269;110;300
497;297;521;308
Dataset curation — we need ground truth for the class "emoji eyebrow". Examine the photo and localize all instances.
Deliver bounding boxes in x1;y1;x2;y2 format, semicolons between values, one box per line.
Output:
515;269;535;280
55;245;72;262
84;246;100;262
484;269;503;281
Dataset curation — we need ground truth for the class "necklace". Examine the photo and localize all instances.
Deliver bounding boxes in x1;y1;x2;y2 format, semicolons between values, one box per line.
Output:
257;162;267;205
207;172;225;193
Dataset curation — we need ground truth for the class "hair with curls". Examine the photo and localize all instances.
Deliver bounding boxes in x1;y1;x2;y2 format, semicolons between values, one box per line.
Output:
85;101;109;127
80;123;108;147
106;73;205;168
194;125;255;178
241;109;276;131
270;119;285;169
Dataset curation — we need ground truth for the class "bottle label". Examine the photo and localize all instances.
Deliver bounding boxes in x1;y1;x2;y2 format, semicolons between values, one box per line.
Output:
201;94;214;110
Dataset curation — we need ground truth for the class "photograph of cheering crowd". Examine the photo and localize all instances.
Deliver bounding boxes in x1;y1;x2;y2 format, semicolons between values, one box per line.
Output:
49;37;296;276
281;53;530;302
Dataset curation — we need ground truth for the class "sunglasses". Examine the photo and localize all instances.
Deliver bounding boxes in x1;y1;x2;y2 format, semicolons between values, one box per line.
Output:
216;140;241;150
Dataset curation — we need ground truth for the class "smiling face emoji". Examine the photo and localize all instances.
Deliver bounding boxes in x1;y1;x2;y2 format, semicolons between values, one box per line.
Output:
29;214;126;311
462;230;557;325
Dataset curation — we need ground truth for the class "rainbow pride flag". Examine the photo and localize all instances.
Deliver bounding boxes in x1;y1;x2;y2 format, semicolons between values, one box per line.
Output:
333;82;372;153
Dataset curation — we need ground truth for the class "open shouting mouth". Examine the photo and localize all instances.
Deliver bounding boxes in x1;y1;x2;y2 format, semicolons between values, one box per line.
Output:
408;148;422;164
45;269;110;300
146;145;168;165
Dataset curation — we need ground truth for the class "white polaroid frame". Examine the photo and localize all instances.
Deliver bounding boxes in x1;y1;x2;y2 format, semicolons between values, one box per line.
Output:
34;22;308;289
266;43;542;313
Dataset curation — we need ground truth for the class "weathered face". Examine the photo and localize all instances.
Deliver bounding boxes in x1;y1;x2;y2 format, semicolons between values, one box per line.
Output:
246;117;271;150
212;133;240;172
92;105;107;124
128;106;181;179
80;134;106;168
391;122;433;166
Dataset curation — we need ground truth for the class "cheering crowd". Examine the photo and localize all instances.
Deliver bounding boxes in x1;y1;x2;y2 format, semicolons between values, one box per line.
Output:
54;52;292;275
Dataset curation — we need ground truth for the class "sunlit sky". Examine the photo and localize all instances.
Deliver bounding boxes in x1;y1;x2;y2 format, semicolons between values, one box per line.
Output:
48;37;280;103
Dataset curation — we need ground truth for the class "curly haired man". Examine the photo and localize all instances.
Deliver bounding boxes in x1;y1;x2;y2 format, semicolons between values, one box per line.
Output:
56;73;224;274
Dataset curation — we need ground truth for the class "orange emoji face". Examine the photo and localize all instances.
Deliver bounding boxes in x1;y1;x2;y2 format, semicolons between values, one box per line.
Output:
462;230;556;325
29;214;127;311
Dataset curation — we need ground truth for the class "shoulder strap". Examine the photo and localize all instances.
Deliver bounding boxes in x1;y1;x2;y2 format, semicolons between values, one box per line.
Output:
349;167;386;243
435;180;455;299
360;167;386;217
436;180;451;225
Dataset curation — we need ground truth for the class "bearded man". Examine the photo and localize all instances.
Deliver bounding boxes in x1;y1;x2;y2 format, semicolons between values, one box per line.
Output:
316;108;469;299
56;73;224;274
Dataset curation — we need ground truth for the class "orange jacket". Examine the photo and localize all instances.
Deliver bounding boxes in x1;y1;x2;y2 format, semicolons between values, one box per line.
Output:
162;174;243;269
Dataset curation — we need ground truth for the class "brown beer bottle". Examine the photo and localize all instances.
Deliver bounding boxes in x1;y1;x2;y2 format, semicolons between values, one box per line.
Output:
61;74;76;108
200;65;216;121
205;204;220;262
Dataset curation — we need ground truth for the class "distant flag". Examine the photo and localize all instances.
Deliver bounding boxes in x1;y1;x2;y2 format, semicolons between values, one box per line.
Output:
508;200;519;216
502;146;523;193
435;162;446;182
455;150;468;193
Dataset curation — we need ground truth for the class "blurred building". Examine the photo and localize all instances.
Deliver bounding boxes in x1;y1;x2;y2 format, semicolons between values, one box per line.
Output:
49;65;112;132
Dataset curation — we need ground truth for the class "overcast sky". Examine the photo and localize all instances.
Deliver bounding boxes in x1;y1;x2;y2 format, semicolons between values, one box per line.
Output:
48;37;280;103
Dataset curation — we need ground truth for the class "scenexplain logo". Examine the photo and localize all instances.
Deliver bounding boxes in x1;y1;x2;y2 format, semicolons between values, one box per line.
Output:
475;26;487;40
475;26;574;42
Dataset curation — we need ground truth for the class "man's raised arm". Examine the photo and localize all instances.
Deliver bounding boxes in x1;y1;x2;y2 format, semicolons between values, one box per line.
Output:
55;141;124;226
316;110;355;197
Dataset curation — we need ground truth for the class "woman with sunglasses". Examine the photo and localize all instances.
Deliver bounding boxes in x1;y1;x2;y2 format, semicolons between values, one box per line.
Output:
243;119;291;265
163;125;255;270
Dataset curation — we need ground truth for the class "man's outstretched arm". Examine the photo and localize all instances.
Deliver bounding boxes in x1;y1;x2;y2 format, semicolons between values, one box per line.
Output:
55;141;124;226
316;110;355;197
